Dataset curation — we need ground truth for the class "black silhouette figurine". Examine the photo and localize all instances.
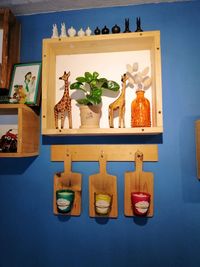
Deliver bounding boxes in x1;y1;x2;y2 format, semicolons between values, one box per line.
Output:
124;18;131;33
135;17;143;32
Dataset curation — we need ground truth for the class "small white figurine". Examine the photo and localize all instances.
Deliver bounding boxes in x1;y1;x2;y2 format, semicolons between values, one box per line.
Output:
85;27;92;36
51;24;59;38
60;22;67;37
78;28;85;37
68;26;76;37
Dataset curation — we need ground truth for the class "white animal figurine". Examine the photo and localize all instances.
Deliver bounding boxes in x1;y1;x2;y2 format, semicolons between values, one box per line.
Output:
60;22;67;37
68;26;76;37
78;28;85;37
85;27;92;36
51;24;58;38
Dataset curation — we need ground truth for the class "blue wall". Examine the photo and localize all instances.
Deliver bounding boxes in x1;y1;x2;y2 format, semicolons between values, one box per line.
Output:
1;1;200;266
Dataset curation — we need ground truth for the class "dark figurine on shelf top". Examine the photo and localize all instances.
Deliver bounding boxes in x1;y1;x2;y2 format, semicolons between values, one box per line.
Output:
94;27;101;35
124;18;131;33
102;26;110;34
112;24;121;34
135;17;143;32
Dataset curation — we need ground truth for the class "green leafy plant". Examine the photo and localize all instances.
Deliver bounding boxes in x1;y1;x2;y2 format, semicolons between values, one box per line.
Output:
70;71;120;105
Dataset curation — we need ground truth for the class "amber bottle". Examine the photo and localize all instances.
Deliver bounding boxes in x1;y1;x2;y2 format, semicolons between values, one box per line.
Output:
131;90;151;127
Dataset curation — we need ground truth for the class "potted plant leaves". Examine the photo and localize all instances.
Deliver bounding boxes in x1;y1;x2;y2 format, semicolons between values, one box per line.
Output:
70;71;120;128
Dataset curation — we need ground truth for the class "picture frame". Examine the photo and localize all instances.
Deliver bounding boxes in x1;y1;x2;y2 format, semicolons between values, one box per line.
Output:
9;62;42;106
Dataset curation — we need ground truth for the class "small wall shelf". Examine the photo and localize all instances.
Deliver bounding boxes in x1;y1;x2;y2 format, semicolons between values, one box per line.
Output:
42;31;163;136
0;104;40;157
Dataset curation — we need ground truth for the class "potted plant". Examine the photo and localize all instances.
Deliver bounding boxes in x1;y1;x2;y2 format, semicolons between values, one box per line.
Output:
70;71;120;128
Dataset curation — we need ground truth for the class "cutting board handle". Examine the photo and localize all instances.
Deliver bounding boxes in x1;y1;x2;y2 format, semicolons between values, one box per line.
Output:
99;151;107;175
135;150;143;172
64;151;72;174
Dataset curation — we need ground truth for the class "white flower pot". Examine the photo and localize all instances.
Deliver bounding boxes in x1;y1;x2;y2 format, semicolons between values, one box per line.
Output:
79;105;101;128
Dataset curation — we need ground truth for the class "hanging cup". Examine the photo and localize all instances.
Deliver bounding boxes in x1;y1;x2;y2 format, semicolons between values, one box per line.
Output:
131;192;150;216
94;193;112;215
56;189;75;213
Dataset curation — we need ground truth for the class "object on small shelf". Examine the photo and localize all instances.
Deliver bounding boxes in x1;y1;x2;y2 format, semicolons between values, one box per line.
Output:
78;28;85;37
135;17;143;32
108;73;129;128
60;22;67;37
0;129;17;153
56;189;75;213
124;18;131;33
124;150;154;217
51;24;59;38
85;27;92;36
94;192;113;215
112;24;121;33
126;62;152;127
70;71;119;128
53;152;82;216
131;90;151;127
54;71;72;129
94;27;101;35
9;62;42;106
89;152;118;218
68;26;76;37
102;25;109;34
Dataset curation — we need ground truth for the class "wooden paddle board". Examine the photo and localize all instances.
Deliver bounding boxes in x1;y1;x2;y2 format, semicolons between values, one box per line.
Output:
124;150;154;217
89;152;118;218
53;153;82;216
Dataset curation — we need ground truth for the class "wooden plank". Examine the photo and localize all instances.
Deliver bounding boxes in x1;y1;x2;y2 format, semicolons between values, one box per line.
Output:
43;127;163;136
124;151;154;217
53;153;82;216
51;145;158;162
89;153;117;218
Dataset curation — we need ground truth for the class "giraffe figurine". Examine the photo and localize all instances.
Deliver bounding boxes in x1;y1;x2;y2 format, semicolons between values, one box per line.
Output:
54;71;72;129
108;73;129;128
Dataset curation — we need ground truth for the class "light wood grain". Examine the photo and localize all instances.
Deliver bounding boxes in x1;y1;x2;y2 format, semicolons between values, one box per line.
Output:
124;151;154;217
51;144;158;162
0;104;39;157
53;153;82;216
89;153;118;218
42;31;163;135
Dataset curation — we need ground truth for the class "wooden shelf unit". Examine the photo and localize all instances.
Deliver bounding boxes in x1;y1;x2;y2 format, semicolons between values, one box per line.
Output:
0;8;20;90
42;31;163;135
0;104;40;157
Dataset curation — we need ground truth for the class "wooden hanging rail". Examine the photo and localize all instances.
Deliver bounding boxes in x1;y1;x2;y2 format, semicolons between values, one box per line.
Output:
51;145;158;162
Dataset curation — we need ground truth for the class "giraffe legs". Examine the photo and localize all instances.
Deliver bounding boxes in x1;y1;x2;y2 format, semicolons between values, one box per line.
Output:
68;111;72;129
109;107;114;128
54;109;59;129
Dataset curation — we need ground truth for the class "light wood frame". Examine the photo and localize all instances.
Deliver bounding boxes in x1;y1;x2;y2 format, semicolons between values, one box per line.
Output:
42;31;163;135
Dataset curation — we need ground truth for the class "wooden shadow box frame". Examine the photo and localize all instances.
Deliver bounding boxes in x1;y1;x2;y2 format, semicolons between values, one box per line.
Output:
42;31;163;136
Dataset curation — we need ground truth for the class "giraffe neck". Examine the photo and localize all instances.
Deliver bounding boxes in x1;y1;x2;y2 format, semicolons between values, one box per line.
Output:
121;81;126;97
63;80;69;98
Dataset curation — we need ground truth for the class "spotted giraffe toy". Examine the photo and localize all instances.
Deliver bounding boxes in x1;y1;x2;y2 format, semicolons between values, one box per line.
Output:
54;71;72;129
108;73;129;128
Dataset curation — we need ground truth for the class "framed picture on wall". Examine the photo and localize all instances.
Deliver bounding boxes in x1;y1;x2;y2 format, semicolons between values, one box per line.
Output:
9;62;42;106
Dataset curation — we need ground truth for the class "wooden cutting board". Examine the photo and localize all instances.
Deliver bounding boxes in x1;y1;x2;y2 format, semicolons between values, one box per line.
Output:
124;150;154;217
89;152;118;218
53;153;82;216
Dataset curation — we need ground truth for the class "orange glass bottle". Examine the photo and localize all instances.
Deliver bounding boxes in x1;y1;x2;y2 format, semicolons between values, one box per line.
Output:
131;90;151;127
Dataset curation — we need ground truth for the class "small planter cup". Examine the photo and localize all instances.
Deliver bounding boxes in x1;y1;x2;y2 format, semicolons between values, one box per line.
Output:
94;193;112;215
56;189;75;213
131;192;151;216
